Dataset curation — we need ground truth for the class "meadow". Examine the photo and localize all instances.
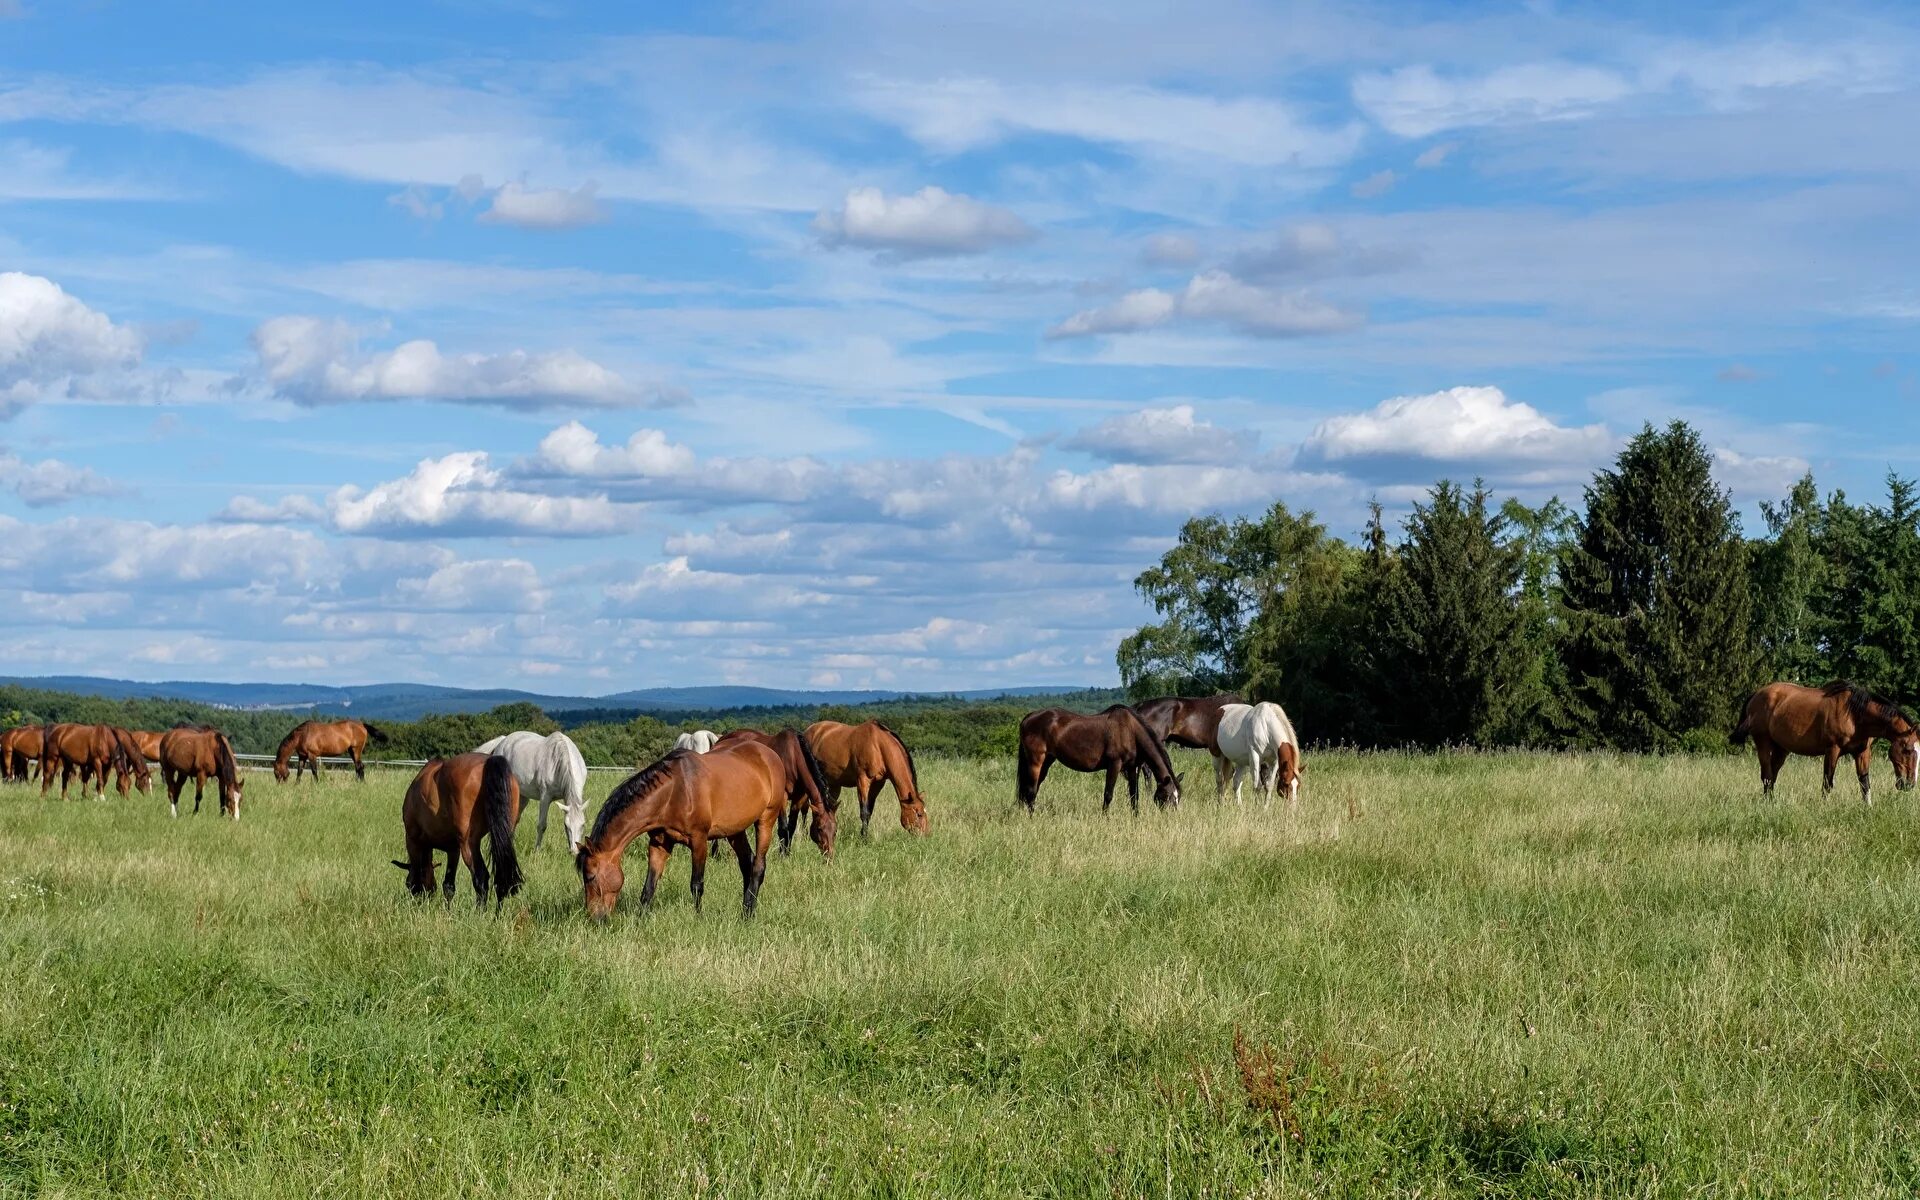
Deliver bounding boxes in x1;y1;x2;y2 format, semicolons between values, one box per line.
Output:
4;749;1920;1197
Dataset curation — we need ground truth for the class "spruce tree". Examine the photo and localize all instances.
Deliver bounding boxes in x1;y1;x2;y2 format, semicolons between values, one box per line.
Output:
1818;475;1920;699
1750;473;1830;682
1559;421;1756;750
1365;480;1540;747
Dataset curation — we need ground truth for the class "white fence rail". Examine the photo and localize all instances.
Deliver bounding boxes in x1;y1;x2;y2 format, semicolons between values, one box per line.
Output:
232;753;632;774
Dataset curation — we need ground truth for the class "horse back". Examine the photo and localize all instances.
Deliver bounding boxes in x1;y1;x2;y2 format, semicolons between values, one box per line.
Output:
693;741;787;835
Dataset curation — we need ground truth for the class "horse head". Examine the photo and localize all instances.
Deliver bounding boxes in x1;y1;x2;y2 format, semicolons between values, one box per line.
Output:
576;839;624;922
1892;729;1918;792
225;772;246;818
1154;771;1184;809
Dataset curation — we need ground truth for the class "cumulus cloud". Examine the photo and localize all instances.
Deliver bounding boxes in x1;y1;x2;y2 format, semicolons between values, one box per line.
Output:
479;180;607;229
1049;271;1361;341
250;316;666;409
1712;446;1810;500
392;557;547;611
0;450;124;506
1062;405;1257;466
515;420;829;506
0;272;144;417
1299;385;1613;482
325;451;631;537
813;185;1034;258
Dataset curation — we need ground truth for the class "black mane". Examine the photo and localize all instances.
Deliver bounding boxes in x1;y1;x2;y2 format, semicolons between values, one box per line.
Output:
1823;680;1914;730
586;750;690;844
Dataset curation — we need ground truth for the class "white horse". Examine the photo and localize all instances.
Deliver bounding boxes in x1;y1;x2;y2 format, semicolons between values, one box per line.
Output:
475;730;589;852
1214;701;1302;808
671;730;719;753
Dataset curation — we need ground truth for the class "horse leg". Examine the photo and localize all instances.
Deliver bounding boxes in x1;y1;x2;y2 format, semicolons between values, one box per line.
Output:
1213;753;1229;802
1102;765;1119;813
1126;765;1142;814
1855;746;1874;807
164;766;182;818
729;830;757;916
858;776;879;838
749;812;775;915
1754;735;1776;798
353;744;365;783
1822;746;1840;798
534;794;550;850
638;836;670;910
465;835;489;909
443;848;459;903
192;771;206;815
688;834;710;914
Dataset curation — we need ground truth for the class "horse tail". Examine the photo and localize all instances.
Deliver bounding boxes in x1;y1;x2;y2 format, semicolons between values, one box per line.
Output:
482;754;522;901
363;721;389;746
1015;714;1042;806
1729;709;1752;745
872;721;918;797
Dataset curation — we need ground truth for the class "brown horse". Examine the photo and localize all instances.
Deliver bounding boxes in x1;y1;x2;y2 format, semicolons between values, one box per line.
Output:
805;719;929;837
1732;680;1919;804
39;723;130;799
712;728;837;856
575;741;794;920
1017;705;1182;813
107;726;152;796
158;725;246;819
1;725;43;782
392;753;522;908
275;718;383;782
130;730;165;762
1133;693;1242;798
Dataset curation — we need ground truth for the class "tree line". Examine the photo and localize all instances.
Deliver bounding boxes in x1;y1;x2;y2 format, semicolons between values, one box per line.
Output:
1119;420;1916;752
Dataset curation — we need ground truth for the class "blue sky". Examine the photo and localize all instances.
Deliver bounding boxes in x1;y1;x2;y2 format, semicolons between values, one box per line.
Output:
2;0;1917;693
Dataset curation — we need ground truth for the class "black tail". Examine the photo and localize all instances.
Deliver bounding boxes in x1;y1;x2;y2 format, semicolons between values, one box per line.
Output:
1729;712;1752;746
363;721;389;746
482;754;522;902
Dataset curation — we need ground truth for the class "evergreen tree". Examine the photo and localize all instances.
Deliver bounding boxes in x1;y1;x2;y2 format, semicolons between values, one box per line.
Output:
1817;475;1920;699
1750;473;1830;682
1363;481;1541;747
1559;422;1756;750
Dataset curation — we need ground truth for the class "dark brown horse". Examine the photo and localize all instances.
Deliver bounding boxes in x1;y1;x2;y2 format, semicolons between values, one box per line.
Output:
575;741;794;920
158;725;246;819
1732;681;1919;804
1;725;43;782
1133;693;1242;797
107;726;152;796
275;718;383;782
39;723;130;799
1016;705;1182;813
392;753;522;908
805;719;929;837
712;727;836;856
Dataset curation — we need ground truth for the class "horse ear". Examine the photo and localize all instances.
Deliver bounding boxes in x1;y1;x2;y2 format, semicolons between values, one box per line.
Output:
1173;772;1186;787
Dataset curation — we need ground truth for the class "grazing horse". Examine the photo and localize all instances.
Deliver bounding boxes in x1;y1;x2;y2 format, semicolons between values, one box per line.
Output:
713;727;836;856
107;727;152;796
475;730;590;853
671;730;720;753
392;753;522;908
575;741;797;920
130;730;165;762
275;718;383;782
1731;680;1920;804
805;719;930;837
40;723;127;799
1016;705;1183;814
1133;693;1242;797
158;725;245;819
1;725;43;782
1215;702;1303;809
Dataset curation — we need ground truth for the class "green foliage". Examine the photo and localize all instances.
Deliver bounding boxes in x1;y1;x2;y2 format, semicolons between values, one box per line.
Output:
1559;422;1757;750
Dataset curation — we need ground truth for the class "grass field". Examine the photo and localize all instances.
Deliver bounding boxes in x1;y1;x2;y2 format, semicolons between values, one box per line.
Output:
5;749;1920;1197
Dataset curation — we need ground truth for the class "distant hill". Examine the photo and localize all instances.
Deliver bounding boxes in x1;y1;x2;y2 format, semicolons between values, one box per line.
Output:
0;675;1102;721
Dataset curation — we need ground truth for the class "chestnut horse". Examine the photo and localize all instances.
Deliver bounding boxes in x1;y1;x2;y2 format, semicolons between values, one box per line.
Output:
1731;680;1919;804
1;725;43;782
107;726;152;796
275;718;383;782
1016;705;1183;814
713;727;836;856
805;719;929;837
130;730;165;762
1133;693;1242;798
39;723;130;799
392;753;522;908
575;741;796;920
158;725;246;819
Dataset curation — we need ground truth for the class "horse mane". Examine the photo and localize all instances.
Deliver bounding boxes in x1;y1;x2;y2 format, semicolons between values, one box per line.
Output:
789;729;830;799
1824;680;1915;731
871;720;917;793
587;751;690;844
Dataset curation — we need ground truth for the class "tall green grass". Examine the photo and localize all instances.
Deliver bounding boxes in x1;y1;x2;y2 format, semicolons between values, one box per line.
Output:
4;750;1919;1197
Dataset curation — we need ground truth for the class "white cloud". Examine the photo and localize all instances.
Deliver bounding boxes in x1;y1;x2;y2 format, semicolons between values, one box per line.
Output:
0;272;144;417
1414;140;1459;169
392;558;547;611
251;316;665;409
813;186;1034;258
0;451;123;507
1300;386;1613;481
214;494;326;524
1062;404;1256;466
325;451;631;537
479;180;607;229
528;420;696;478
1354;63;1639;138
1712;446;1811;500
1049;271;1360;341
